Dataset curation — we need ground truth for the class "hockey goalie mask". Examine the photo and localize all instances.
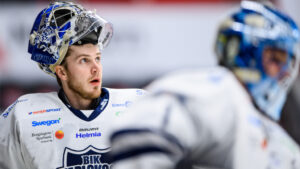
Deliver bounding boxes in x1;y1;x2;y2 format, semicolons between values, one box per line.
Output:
215;1;300;121
28;1;113;76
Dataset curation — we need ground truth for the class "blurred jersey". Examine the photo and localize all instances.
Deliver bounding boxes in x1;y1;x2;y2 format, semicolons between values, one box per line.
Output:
109;66;300;169
0;88;145;169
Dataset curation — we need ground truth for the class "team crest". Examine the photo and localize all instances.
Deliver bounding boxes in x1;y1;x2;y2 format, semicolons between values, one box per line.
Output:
57;145;112;169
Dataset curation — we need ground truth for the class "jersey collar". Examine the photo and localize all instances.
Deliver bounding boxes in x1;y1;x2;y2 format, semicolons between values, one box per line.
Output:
58;88;109;121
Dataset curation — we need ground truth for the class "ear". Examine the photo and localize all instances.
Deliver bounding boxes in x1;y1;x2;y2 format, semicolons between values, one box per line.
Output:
55;65;68;81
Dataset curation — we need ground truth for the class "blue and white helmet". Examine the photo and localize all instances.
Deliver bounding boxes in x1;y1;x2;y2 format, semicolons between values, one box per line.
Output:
215;1;300;121
28;1;113;76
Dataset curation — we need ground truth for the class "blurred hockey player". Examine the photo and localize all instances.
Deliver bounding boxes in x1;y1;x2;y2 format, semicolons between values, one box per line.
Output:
109;1;300;169
0;1;145;169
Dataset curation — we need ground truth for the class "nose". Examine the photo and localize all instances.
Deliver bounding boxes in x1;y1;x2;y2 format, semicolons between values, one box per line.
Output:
91;61;101;75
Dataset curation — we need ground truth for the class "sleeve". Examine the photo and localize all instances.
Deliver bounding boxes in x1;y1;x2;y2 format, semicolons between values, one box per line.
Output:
0;100;27;169
109;87;238;169
109;69;240;169
109;93;204;169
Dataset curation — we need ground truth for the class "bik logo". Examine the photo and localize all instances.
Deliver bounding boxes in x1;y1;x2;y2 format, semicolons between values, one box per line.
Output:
57;145;112;169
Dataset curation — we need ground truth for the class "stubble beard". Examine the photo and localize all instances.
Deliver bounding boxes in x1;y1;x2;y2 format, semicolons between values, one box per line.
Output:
67;78;102;100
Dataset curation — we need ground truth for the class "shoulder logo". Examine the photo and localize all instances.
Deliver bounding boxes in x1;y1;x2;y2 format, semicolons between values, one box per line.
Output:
57;145;112;169
2;99;28;118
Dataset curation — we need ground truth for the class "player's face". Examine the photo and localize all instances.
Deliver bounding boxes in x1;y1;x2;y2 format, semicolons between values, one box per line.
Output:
262;47;288;78
64;44;102;100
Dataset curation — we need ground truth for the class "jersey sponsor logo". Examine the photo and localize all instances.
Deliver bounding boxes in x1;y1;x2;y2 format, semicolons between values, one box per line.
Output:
79;127;99;132
28;108;61;115
112;101;132;108
32;118;61;127
55;130;64;140
57;145;112;169
77;128;101;139
76;132;101;139
2;99;28;118
32;131;53;143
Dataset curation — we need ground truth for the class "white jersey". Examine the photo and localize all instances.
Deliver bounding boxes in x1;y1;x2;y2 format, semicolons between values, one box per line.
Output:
109;67;300;169
0;87;146;169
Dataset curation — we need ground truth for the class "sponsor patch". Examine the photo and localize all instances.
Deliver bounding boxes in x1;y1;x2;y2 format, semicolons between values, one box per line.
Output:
32;118;61;127
32;131;53;143
28;108;61;115
112;101;132;108
76;127;101;139
55;130;64;140
76;132;101;139
79;127;99;132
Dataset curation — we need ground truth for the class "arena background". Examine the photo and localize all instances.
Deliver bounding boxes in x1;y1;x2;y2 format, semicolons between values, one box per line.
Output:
0;0;299;143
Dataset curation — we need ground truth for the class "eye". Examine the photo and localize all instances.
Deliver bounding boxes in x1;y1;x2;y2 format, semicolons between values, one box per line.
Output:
80;58;88;63
95;56;101;62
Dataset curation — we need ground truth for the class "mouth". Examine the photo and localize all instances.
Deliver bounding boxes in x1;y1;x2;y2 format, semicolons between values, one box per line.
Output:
90;78;101;86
